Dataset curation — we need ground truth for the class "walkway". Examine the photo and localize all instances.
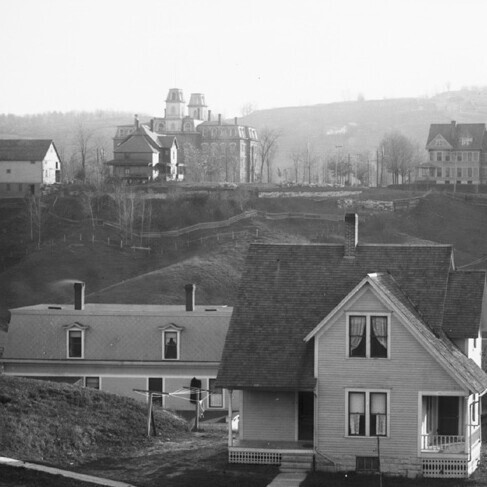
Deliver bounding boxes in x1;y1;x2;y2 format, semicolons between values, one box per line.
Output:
0;456;136;487
267;472;307;487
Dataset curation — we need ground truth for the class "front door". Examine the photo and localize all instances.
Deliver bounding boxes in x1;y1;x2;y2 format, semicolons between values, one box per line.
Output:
438;396;459;435
298;391;314;441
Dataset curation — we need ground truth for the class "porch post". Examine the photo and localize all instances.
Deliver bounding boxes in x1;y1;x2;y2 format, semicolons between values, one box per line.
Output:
227;389;233;447
464;395;469;454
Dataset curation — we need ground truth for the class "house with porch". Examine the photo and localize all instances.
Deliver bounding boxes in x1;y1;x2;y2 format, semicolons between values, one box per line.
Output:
0;139;61;198
417;121;487;184
2;283;235;420
106;117;180;183
217;213;487;478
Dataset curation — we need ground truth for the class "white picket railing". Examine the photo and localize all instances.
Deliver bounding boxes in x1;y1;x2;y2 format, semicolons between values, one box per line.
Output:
421;434;465;451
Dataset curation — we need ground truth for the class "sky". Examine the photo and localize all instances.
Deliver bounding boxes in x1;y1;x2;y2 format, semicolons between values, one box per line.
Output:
1;0;487;117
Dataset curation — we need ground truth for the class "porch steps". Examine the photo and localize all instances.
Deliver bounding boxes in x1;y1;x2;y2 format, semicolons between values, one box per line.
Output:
279;452;314;473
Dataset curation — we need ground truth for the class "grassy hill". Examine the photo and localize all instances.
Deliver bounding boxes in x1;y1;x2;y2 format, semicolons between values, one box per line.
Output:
0;375;189;466
1;188;486;331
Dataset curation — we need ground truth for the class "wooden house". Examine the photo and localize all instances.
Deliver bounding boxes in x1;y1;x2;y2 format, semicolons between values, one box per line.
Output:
2;283;235;420
217;213;487;478
0;139;61;198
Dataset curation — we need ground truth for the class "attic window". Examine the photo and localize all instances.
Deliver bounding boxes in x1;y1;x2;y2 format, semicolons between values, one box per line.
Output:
348;314;389;358
159;324;184;360
461;137;473;146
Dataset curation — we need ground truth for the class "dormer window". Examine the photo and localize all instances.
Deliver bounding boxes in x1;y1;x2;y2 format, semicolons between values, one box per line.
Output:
159;324;184;360
347;314;389;358
63;323;89;359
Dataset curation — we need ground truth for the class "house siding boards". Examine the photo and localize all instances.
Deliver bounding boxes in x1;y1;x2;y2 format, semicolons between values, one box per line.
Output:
0;140;61;198
2;303;233;412
242;391;296;442
315;288;464;473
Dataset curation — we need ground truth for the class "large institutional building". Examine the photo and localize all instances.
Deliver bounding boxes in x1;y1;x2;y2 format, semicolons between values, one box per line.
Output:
113;89;258;183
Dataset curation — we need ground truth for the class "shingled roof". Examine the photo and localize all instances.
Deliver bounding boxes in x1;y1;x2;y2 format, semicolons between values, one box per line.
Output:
426;122;487;150
0;139;54;161
217;216;486;391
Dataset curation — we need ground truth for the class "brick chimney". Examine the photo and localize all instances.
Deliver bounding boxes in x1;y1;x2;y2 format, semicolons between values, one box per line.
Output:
344;213;358;258
134;114;139;129
451;120;456;139
218;114;222;125
150;118;154;132
74;282;85;310
185;284;195;312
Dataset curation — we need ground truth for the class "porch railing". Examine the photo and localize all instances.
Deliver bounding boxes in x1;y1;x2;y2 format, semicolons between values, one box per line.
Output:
421;434;465;452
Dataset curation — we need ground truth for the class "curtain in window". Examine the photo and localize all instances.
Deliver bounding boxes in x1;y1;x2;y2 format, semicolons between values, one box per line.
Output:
371;317;387;348
371;393;387;436
349;392;365;435
349;316;366;354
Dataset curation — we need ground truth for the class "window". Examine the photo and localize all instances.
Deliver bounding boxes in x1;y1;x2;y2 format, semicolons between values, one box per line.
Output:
474;152;479;162
6;184;10;191
348;391;388;437
468;167;473;178
68;329;83;358
30;160;36;165
6;169;11;174
85;377;100;389
348;315;388;358
148;377;163;406
457;153;462;162
209;379;223;408
436;152;442;162
457;167;462;178
445;167;450;178
445;152;450;162
164;331;178;359
436;168;442;177
356;456;379;472
468;152;473;162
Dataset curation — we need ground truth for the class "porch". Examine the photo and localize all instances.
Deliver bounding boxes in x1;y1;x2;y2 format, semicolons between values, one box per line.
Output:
229;440;314;465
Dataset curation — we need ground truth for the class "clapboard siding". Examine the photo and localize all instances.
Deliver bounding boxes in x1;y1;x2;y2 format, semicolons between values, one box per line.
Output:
242;390;296;441
316;287;464;464
102;377;146;401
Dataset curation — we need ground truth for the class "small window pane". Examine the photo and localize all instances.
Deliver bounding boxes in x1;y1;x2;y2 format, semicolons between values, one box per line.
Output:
349;392;365;436
85;377;99;389
349;316;366;357
370;317;387;358
209;379;223;408
69;330;82;358
370;393;387;436
164;332;178;359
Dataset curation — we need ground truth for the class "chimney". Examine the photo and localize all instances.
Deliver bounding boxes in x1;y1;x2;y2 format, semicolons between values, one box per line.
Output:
208;110;211;121
218;113;222;125
451;120;456;139
150;118;154;132
234;117;238;125
134;114;139;129
74;282;85;310
185;284;195;312
344;213;358;258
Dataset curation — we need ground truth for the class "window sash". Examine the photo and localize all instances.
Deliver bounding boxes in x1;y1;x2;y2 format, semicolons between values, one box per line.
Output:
68;330;82;358
209;379;223;408
85;377;99;389
348;391;388;437
348;315;388;358
164;331;178;360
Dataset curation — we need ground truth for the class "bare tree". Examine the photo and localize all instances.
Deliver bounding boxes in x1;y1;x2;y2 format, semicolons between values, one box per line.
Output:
240;102;257;117
380;131;416;184
289;148;302;183
301;140;318;184
258;128;280;183
73;120;94;181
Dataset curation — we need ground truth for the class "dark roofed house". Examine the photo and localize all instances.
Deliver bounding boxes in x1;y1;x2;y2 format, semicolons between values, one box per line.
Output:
0;139;61;198
419;121;487;184
217;213;487;479
106;117;179;183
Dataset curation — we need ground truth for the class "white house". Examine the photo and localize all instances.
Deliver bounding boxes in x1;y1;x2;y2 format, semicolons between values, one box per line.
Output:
0;139;61;198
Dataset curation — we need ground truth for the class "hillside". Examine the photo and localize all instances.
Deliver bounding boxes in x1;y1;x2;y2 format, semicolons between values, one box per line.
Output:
0;375;189;466
241;87;487;172
1;189;486;332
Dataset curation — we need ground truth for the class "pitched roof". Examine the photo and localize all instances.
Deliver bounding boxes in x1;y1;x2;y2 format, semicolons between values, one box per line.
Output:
157;135;178;149
0;139;53;161
217;242;457;390
426;123;487;150
368;273;487;395
443;271;486;338
4;304;232;362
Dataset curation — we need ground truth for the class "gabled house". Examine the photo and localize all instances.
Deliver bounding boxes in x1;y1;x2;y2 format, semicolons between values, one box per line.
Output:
0;139;62;198
418;121;487;184
217;213;487;478
2;283;235;419
106;117;180;183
